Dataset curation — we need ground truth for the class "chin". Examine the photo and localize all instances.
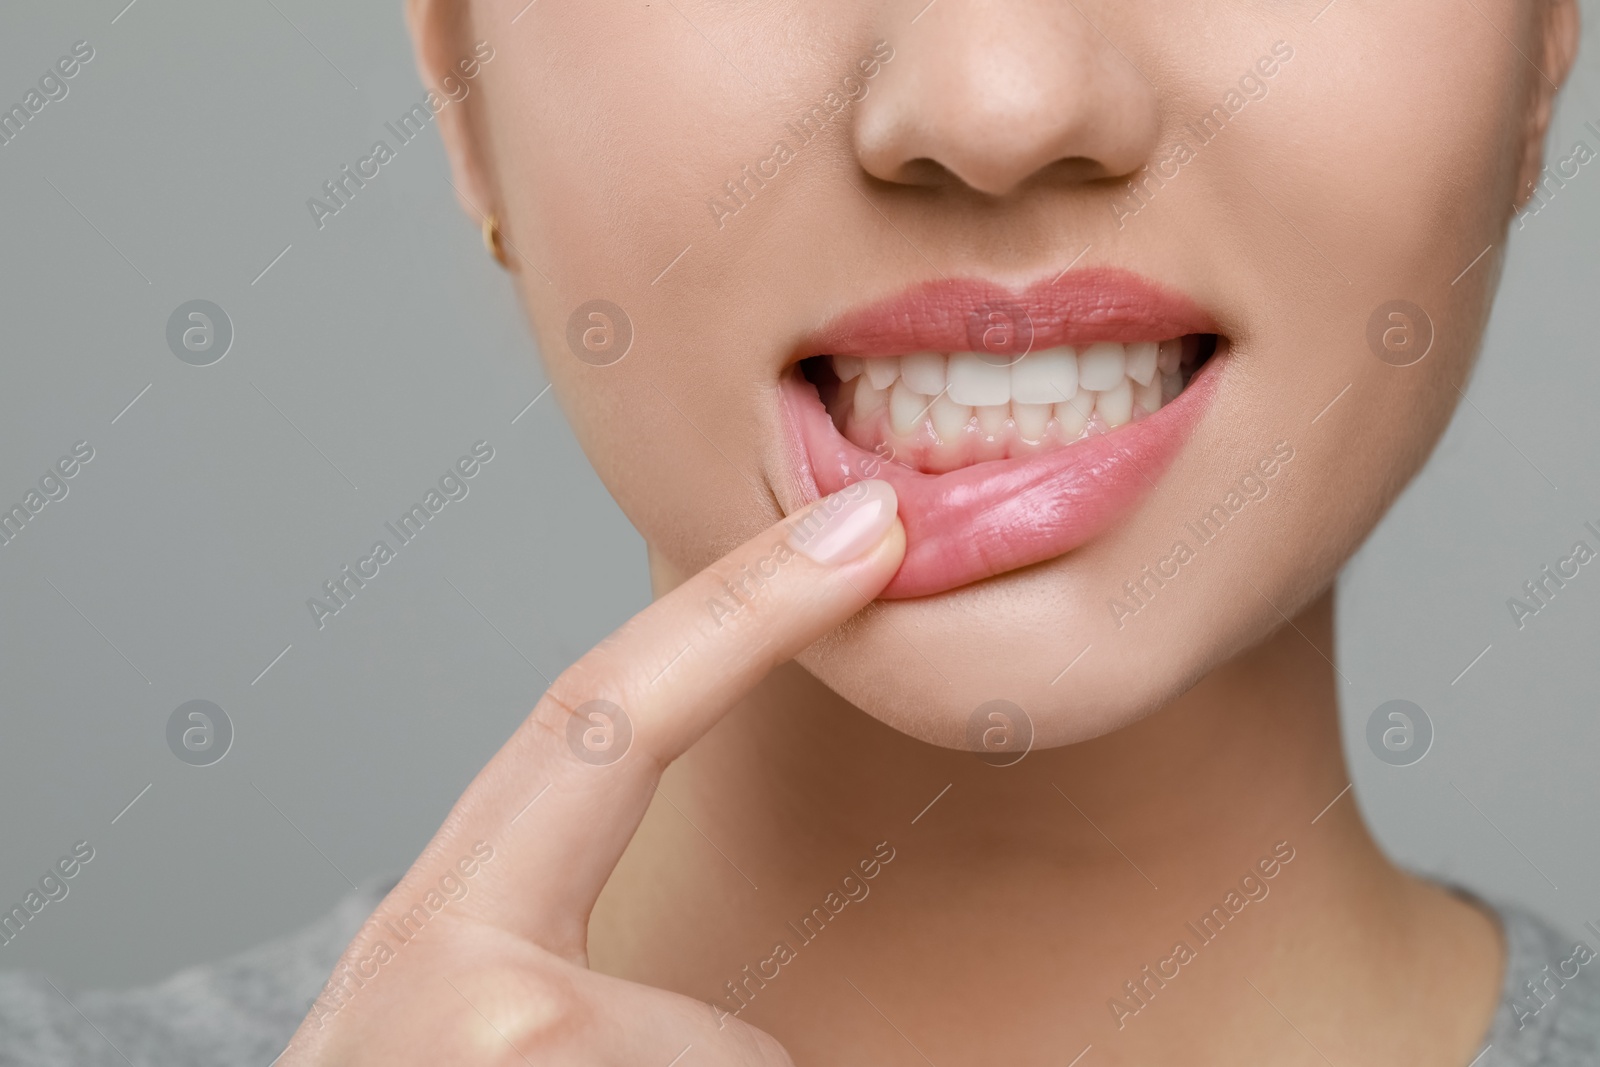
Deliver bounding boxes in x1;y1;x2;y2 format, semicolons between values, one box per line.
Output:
789;500;1293;752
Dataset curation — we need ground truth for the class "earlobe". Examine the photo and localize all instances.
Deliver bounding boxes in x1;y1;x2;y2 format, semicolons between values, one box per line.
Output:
405;0;499;228
1514;0;1582;211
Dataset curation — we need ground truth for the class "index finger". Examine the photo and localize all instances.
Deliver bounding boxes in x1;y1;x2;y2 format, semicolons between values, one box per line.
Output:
402;480;904;956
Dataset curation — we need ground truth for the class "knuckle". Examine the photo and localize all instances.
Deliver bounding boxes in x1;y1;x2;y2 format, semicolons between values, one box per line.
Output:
720;1017;796;1067
449;963;596;1062
542;657;621;722
538;637;648;729
699;543;798;630
531;667;650;771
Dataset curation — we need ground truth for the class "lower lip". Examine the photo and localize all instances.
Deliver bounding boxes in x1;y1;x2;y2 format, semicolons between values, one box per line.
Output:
782;359;1219;599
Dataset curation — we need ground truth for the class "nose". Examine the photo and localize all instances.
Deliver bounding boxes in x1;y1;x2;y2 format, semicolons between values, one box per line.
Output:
854;3;1160;196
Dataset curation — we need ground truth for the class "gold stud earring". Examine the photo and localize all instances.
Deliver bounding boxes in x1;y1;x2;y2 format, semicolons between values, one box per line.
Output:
483;211;511;270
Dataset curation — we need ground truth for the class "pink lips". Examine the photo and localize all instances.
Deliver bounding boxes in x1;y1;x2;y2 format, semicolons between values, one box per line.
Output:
783;270;1221;599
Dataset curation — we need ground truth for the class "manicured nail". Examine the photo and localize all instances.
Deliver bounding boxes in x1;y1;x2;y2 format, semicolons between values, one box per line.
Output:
788;480;898;564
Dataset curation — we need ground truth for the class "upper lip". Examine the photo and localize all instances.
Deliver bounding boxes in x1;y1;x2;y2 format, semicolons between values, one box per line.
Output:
801;267;1221;360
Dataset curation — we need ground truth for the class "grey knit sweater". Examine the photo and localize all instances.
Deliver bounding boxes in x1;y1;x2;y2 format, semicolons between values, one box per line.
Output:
0;886;1593;1065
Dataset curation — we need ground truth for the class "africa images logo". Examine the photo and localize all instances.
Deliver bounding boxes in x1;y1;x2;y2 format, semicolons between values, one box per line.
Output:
0;40;95;150
712;841;897;1028
1107;841;1296;1029
306;442;495;630
704;40;894;231
305;42;495;231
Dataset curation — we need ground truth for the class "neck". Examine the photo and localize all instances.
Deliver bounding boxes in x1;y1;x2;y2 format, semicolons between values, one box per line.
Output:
591;574;1502;1065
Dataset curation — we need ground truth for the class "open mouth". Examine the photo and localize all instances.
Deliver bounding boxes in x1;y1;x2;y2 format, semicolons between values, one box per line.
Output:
802;335;1217;475
782;270;1226;599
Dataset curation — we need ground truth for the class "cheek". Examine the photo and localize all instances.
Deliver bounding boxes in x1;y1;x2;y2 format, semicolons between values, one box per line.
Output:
1273;8;1525;282
503;5;863;572
1161;5;1528;617
495;0;775;312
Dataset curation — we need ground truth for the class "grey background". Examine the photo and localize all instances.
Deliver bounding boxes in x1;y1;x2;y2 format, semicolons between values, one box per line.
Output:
0;0;1597;990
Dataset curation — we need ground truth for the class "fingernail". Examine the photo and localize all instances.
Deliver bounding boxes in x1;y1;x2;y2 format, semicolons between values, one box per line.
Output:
788;480;898;564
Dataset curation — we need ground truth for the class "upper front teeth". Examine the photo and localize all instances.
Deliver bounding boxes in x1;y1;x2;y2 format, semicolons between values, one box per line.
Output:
835;340;1183;409
948;353;1011;407
900;352;946;394
1009;348;1077;404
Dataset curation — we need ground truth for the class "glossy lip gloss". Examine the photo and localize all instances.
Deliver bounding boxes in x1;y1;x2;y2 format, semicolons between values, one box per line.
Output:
781;269;1224;599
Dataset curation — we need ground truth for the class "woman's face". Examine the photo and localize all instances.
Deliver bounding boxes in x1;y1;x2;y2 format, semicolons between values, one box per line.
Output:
416;0;1574;748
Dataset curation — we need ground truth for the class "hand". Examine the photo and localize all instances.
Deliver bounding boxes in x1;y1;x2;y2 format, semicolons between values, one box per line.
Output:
279;480;905;1066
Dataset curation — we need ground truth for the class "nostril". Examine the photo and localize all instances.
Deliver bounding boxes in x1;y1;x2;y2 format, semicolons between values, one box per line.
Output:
849;7;1160;198
872;155;1120;197
890;157;960;189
